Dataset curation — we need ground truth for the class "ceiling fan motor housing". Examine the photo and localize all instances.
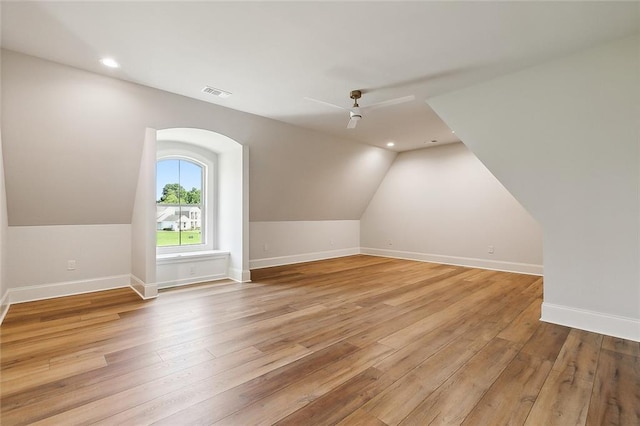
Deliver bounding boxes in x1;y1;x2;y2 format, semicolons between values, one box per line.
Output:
350;90;362;112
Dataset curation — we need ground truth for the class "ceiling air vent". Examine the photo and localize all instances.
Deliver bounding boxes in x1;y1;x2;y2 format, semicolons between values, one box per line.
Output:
201;86;232;98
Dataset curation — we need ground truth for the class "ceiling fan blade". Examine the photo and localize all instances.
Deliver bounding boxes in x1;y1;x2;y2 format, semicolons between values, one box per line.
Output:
362;95;415;111
304;96;346;110
347;118;358;129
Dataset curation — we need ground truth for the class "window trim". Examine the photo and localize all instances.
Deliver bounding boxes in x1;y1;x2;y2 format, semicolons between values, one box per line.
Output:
156;143;217;255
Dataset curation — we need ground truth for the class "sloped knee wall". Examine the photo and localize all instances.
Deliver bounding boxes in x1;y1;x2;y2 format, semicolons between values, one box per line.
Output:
428;36;640;340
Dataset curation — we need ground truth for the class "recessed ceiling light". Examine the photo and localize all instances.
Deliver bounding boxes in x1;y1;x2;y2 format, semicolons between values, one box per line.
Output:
451;130;455;134
99;57;120;68
386;142;395;147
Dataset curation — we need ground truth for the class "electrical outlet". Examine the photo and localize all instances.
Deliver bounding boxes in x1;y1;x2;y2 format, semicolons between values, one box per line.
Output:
263;243;269;252
189;265;196;276
67;260;76;270
488;245;495;254
330;239;335;247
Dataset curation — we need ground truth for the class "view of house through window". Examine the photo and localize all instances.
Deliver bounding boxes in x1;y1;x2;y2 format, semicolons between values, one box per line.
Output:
156;159;203;247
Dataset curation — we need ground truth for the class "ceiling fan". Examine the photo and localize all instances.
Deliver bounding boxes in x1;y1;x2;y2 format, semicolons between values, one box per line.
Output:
305;90;415;129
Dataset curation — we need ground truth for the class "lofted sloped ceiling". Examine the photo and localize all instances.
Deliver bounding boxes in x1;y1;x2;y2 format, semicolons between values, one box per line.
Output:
1;1;638;152
1;50;397;225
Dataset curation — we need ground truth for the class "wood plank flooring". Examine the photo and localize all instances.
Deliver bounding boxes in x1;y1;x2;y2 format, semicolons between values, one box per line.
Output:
1;255;638;425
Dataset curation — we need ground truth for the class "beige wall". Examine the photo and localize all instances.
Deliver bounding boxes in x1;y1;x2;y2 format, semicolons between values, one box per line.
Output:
0;49;395;294
361;143;542;274
0;131;7;309
1;49;396;226
7;224;131;288
0;9;7;308
130;129;156;287
250;220;360;269
429;36;640;340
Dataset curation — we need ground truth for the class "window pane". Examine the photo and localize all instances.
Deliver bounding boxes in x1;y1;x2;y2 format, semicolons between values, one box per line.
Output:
157;160;180;204
180;160;202;204
156;205;180;246
180;205;202;245
156;159;204;248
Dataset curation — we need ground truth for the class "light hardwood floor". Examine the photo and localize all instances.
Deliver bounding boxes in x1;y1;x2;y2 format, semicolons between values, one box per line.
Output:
1;255;638;425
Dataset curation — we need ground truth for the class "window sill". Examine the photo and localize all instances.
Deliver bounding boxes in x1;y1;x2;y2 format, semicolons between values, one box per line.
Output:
156;250;230;264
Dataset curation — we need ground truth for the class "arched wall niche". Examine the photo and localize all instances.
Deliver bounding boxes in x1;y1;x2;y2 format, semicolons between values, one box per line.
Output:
132;127;249;296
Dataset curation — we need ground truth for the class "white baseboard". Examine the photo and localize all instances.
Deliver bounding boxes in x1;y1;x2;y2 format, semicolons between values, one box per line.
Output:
130;275;158;299
542;302;640;342
7;275;132;305
229;268;251;282
249;247;361;270
0;289;10;325
0;275;146;325
155;273;229;290
360;247;543;276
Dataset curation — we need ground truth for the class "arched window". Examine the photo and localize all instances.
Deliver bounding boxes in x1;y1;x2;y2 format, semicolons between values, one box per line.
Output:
156;158;204;247
156;142;216;255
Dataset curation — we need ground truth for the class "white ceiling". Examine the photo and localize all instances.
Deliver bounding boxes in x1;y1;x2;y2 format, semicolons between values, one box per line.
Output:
2;1;638;152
